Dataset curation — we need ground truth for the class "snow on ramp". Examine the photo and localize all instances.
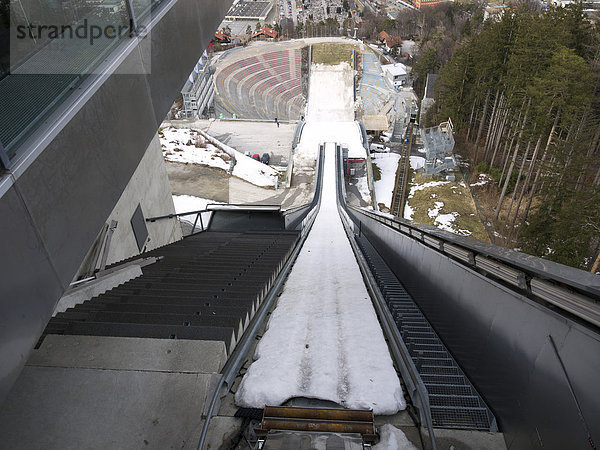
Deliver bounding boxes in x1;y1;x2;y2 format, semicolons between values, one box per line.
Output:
294;64;367;164
373;425;418;450
307;63;355;122
236;63;404;415
236;140;405;417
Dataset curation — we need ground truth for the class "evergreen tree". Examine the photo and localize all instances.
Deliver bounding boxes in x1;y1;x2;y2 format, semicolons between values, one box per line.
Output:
430;4;600;270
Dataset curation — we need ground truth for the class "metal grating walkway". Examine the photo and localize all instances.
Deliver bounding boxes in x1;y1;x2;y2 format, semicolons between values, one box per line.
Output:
356;235;498;431
40;230;299;353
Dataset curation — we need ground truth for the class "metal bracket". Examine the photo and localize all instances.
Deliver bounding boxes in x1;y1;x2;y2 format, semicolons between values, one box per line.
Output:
99;220;118;270
124;0;139;36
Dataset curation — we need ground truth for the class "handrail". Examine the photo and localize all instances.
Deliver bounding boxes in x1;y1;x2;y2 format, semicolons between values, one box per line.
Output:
146;208;213;236
146;203;283;236
346;205;600;328
145;209;209;222
335;147;438;450
196;147;324;449
281;202;311;216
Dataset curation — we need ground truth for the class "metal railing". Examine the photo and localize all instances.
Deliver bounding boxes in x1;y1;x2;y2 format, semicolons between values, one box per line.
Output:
346;204;600;329
146;208;212;236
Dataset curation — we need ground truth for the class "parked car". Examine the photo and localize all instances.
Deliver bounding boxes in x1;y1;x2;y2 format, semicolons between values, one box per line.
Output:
244;151;251;157
252;153;260;161
370;143;390;153
261;153;270;165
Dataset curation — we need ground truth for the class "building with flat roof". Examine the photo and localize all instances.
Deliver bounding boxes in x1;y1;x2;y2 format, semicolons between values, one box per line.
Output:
225;1;273;21
382;63;408;89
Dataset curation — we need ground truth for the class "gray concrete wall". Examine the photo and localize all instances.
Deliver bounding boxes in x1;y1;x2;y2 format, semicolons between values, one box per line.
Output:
348;209;600;450
102;134;182;266
0;0;234;405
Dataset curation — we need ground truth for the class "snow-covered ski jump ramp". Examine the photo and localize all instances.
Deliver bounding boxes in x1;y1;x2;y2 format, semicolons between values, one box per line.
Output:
198;61;501;450
235;141;406;414
236;63;405;415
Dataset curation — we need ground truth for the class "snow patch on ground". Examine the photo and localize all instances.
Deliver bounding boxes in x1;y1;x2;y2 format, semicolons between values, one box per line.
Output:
404;179;476;236
372;153;400;209
403;203;414;220
373;425;418;450
427;201;459;232
409;156;425;170
355;174;371;202
434;212;460;232
470;173;492;187
161;127;229;169
408;180;450;198
428;201;444;219
172;195;223;228
160;126;278;187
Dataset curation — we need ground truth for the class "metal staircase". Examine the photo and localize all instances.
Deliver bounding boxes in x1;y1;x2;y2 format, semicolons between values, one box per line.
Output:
40;230;299;354
356;236;497;431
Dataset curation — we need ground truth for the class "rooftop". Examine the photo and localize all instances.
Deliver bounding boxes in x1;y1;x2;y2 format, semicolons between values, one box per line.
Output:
225;1;273;19
382;63;407;77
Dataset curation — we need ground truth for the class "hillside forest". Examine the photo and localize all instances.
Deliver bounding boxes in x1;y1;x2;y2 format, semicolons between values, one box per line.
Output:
377;3;600;271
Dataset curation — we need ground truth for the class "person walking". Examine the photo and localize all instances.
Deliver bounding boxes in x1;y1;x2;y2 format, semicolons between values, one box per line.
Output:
275;117;279;128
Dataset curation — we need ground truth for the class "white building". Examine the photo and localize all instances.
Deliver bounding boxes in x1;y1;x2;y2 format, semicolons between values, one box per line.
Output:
381;63;408;89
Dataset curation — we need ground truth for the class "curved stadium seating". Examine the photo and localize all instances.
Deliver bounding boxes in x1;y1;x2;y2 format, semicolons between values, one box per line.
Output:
214;48;305;120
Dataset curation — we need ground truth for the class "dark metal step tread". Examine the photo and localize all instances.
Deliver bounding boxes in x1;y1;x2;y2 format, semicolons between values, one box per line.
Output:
71;302;250;316
54;311;245;328
57;322;238;351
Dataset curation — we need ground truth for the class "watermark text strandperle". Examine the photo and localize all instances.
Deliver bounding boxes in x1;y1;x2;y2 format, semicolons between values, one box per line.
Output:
15;19;130;46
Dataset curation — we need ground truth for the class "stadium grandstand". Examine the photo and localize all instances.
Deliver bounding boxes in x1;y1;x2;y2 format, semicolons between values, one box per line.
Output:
358;51;396;118
214;45;306;121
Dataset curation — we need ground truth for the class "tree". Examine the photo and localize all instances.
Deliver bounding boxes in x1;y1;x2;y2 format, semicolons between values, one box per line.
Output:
429;4;600;270
412;47;438;97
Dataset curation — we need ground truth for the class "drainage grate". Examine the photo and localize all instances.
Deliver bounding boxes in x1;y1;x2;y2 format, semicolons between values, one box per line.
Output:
430;406;492;430
356;236;497;432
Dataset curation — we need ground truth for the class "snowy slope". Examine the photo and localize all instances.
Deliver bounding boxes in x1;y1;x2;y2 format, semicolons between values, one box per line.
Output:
160;126;278;187
294;64;367;165
235;64;405;415
372;153;400;209
373;425;418;449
